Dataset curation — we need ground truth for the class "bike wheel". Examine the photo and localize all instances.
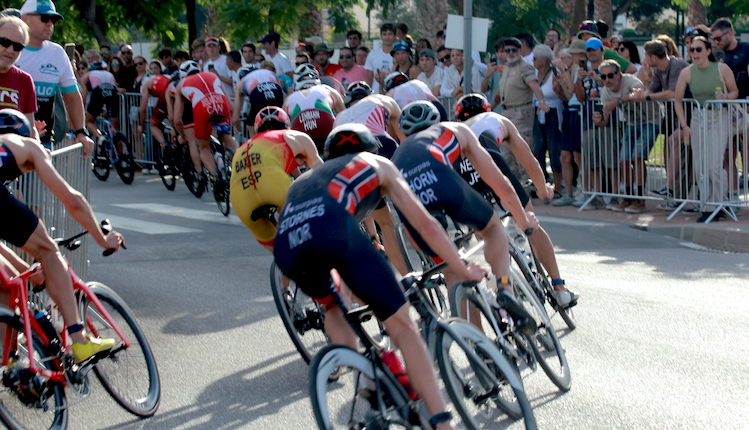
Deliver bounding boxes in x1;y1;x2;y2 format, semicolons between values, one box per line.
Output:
509;257;572;392
309;344;424;429
180;146;202;197
112;133;135;185
215;159;231;216
80;282;161;416
91;140;110;181
0;308;68;430
435;319;536;429
156;145;176;191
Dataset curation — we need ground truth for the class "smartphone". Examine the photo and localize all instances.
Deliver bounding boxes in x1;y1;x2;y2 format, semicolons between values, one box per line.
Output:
551;66;558;77
490;55;497;66
579;59;588;72
593;102;604;115
208;64;215;70
64;43;75;60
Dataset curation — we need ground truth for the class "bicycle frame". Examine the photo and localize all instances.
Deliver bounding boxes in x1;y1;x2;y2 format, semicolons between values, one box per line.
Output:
0;259;131;384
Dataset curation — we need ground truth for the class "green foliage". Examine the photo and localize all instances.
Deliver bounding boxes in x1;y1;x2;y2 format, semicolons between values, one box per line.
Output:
375;0;421;40
329;0;363;35
477;0;565;51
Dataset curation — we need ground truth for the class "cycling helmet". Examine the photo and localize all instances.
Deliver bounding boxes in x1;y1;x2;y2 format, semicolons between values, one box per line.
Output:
254;106;291;133
343;81;372;107
237;64;258;80
179;60;200;78
320;76;345;96
89;61;106;71
0;108;32;138
294;74;321;91
324;123;379;160
455;93;491;122
383;71;409;92
399;101;440;136
294;63;319;81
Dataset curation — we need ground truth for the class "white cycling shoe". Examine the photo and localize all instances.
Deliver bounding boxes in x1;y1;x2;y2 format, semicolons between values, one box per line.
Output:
552;289;579;308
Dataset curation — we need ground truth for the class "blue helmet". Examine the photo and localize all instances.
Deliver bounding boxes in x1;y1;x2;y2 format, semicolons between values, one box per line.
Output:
89;61;106;71
0;108;32;138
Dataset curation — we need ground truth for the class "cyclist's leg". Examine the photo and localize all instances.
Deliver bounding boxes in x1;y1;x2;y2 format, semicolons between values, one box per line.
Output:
372;203;408;275
197;139;217;174
185;127;201;172
220;132;237;151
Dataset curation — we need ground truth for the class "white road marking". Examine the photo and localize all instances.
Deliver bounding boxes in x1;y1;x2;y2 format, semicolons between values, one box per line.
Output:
113;203;244;226
537;215;614;228
96;212;201;234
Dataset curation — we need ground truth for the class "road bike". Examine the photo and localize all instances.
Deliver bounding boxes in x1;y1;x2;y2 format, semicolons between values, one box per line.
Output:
154;127;200;196
0;222;161;429
205;135;233;216
91;117;136;185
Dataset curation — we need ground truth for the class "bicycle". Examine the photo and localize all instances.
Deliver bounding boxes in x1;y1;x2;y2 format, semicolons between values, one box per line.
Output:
307;248;537;429
154;126;200;196
0;221;161;429
205;135;234;216
91;117;136;185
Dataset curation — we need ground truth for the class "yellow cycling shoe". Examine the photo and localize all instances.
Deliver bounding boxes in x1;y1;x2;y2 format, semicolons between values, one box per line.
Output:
70;336;115;364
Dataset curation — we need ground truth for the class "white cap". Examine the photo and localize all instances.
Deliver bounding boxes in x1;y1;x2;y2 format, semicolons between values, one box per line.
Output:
19;0;63;18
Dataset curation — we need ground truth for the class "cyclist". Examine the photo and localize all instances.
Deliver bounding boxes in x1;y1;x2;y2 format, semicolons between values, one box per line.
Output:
284;64;345;153
232;65;284;139
230;106;323;252
390;101;538;330
80;61;120;141
383;71;448;120
138;69;175;163
173;60;238;198
0;109;122;363
274;123;487;430
456;93;579;307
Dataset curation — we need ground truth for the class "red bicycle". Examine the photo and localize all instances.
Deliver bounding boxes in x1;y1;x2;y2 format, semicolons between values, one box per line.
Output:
0;223;160;430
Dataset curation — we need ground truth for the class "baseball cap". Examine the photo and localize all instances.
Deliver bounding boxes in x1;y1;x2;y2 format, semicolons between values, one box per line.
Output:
314;43;333;55
577;21;600;38
20;0;63;18
391;40;410;56
567;39;587;54
585;38;603;51
418;48;437;60
259;32;280;44
205;37;220;46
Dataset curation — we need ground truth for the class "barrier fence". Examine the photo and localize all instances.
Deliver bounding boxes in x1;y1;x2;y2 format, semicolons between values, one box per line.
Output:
576;98;747;223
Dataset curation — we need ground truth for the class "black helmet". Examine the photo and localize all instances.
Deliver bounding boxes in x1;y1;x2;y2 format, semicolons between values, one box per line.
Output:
237;64;258;80
343;81;372;107
0;108;31;137
455;93;491;121
324;124;379;160
383;71;409;92
89;61;106;71
399;101;440;136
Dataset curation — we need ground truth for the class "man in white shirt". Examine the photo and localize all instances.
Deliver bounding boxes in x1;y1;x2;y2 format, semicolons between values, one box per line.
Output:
259;32;293;78
516;33;535;64
225;50;242;93
416;49;443;97
365;23;395;94
203;36;234;96
436;49;481;100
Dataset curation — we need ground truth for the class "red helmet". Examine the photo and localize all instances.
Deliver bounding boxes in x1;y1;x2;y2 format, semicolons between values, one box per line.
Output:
254;106;290;133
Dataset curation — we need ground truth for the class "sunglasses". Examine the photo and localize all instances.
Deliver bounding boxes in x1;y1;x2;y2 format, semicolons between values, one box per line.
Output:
617;47;627;52
122;51;132;55
599;72;617;80
690;47;705;53
713;33;726;43
30;13;60;24
111;62;120;66
101;50;110;55
134;61;146;66
340;54;353;59
77;66;86;70
504;48;519;53
0;37;24;52
440;56;450;62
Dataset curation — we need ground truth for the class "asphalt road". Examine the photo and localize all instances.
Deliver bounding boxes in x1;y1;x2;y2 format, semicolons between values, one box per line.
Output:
60;172;749;430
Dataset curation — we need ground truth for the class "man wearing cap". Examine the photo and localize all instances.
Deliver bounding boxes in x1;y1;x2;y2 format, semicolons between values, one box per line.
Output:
416;48;443;97
365;23;395;94
391;40;420;80
203;36;234;96
0;16;39;140
260;32;293;78
495;37;549;183
576;23;636;74
332;46;366;88
18;0;93;153
313;43;341;77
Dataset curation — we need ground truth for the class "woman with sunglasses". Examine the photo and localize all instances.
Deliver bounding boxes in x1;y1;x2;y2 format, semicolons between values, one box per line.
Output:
0;16;40;140
131;55;148;93
108;55;126;94
617;40;651;88
674;36;738;222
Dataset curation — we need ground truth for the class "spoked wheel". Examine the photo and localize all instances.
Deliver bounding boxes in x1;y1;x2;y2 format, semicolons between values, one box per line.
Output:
92;139;111;181
80;283;161;417
0;308;68;430
214;151;231;216
435;319;536;429
112;133;135;185
309;344;425;430
180;146;203;198
157;145;177;191
269;261;329;364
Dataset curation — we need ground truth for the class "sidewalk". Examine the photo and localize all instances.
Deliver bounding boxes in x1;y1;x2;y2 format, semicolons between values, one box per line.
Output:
533;197;749;253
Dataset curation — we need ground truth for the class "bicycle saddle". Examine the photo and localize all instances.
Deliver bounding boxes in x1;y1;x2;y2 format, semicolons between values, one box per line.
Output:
251;205;279;223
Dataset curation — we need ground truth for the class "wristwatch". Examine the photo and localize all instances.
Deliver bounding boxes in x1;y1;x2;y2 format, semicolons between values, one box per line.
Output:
646;94;652;101
617;97;624;106
73;128;90;138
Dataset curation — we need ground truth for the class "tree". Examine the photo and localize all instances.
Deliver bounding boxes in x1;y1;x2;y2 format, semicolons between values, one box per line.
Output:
594;0;613;28
688;0;707;26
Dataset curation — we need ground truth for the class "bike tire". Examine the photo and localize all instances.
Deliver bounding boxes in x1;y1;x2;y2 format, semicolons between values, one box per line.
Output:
180;145;203;198
435;319;536;429
309;344;425;430
92;139;111;182
0;307;68;430
81;282;161;417
215;150;231;216
112;133;135;185
156;145;176;191
269;261;328;364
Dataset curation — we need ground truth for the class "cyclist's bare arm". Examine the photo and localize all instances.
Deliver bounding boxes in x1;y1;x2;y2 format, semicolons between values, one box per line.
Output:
329;88;345;114
367;152;485;282
283;130;324;168
23;112;40;141
173;82;185;136
138;81;150;131
500;117;553;200
380;95;407;142
0;242;27;275
232;79;245;129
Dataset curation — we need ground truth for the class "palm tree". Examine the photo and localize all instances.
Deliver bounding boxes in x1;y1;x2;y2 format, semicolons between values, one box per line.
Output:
688;0;707;27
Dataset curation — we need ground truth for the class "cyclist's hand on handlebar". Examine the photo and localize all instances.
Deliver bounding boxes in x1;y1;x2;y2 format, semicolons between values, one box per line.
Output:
523;212;539;233
28;270;45;287
101;230;124;254
537;182;554;201
464;261;487;283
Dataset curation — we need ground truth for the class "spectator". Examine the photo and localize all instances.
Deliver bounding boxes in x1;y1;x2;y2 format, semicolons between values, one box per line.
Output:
295;52;312;67
149;60;163;75
347;30;362;49
117;43;137;91
85;49;100;66
108;55;124;93
203;36;234;96
683;26;710;63
436;30;446;48
0;8;21;17
174;50;189;64
674;35;738;221
365;23;395;94
438;49;481;101
609;35;621;51
356;46;369;67
391;40;420;79
74;59;88;80
99;43;112;63
531;44;565;195
159;48;178;75
259;32;293;78
332;46;366;88
395;22;408;41
544;29;560;51
218;36;230;54
225;50;242;91
516;33;535;63
254;54;266;65
313;43;341;76
484;38;507;114
295;43;309;56
711;18;749;99
577;22;637;74
190;38;208;67
656;35;679;58
595;20;611;46
241;42;256;64
0;16;39;139
260;60;275;72
494;37;548;183
131;55;148;93
415;38;431;58
617;40;642;73
18;0;93;151
416;48;443;97
437;45;451;69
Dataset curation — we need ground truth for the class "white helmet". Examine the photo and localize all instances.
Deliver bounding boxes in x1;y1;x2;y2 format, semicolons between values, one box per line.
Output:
293;74;321;91
238;64;258;80
293;63;319;82
179;60;201;78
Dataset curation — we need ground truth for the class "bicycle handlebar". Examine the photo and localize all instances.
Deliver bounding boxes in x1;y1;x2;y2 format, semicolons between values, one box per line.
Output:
55;219;126;257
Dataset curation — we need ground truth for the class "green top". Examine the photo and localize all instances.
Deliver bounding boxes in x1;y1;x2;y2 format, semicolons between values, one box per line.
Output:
486;69;502;114
689;62;722;106
603;48;632;74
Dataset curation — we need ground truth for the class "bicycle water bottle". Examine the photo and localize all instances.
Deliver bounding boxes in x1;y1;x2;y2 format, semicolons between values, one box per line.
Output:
380;349;417;400
514;234;531;265
34;310;61;354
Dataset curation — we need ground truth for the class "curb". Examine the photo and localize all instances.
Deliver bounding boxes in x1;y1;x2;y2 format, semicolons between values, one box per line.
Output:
645;224;749;253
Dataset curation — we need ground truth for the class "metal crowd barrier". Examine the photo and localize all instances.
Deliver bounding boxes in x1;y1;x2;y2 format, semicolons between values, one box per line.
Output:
574;98;747;223
438;96;457;121
6;139;89;279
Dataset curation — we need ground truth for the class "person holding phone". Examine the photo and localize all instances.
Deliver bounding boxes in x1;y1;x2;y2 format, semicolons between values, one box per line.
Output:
365;23;395;94
203;36;234;96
